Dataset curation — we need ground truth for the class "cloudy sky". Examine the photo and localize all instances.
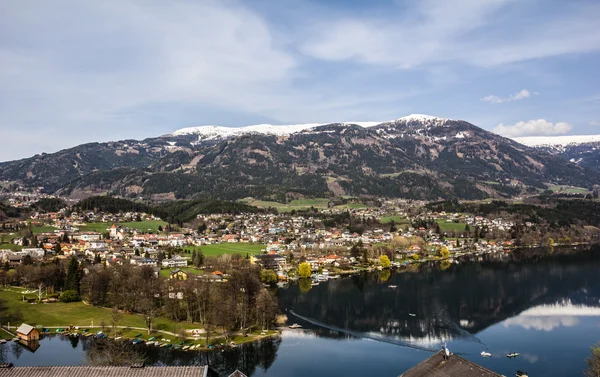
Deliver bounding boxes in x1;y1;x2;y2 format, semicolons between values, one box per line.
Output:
1;0;599;161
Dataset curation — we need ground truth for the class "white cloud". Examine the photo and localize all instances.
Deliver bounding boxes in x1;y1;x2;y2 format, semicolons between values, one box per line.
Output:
481;89;535;104
301;1;600;68
494;119;572;137
502;315;579;331
590;120;600;126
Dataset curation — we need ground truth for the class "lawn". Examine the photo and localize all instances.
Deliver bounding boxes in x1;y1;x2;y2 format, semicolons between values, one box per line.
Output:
159;267;207;279
242;198;330;212
183;243;265;257
78;222;112;233
546;184;589;194
0;243;22;251
0;287;195;333
334;203;367;210
119;220;168;232
437;220;467;232
31;225;58;234
380;215;410;224
78;220;168;233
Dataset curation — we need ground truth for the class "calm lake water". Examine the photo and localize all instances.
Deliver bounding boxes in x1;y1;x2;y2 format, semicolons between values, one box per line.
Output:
2;246;600;376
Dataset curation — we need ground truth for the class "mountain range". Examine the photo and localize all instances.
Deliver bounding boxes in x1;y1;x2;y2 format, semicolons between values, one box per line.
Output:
1;114;599;201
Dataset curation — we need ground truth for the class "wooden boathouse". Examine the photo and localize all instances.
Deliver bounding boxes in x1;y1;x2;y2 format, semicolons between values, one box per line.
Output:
15;324;39;342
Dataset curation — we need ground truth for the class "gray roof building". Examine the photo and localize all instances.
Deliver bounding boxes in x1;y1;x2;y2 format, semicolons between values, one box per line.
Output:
0;366;211;377
399;351;503;377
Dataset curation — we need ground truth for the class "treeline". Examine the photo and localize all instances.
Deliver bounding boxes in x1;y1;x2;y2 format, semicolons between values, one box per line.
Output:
157;198;267;223
73;196;264;225
30;198;66;212
0;202;23;220
81;261;279;341
426;199;600;227
75;196;158;216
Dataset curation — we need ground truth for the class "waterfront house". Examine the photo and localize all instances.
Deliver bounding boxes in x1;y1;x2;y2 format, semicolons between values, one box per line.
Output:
16;323;40;341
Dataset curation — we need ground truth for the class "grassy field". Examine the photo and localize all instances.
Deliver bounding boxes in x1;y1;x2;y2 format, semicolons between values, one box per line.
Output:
78;220;168;233
437;221;467;232
31;225;58;234
0;243;22;251
546;184;589;194
119;220;168;232
380;215;410;224
159;267;206;279
0;287;195;333
242;198;330;212
78;222;111;233
183;243;265;257
334;203;367;210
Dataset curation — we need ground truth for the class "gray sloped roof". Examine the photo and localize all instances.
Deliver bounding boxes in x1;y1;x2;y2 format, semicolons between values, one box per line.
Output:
0;366;209;377
229;371;248;377
15;324;35;336
399;351;503;377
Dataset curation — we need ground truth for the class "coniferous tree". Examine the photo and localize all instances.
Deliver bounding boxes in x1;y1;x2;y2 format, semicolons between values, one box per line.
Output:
65;256;81;293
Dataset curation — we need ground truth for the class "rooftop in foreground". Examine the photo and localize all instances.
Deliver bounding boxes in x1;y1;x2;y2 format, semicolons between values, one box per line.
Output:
0;366;211;377
399;351;503;377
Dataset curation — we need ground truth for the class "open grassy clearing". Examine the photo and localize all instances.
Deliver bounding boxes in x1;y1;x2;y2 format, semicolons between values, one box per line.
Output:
118;220;168;232
546;184;589;194
380;215;410;224
0;287;195;333
159;267;207;279
183;243;265;257
437;221;467;232
241;197;330;212
0;243;22;251
78;222;111;233
78;220;168;233
31;225;58;234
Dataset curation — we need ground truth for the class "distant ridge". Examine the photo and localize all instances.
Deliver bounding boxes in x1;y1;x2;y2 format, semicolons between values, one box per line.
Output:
514;134;600;147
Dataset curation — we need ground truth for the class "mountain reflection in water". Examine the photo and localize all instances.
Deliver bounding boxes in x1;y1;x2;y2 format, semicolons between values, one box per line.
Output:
1;246;599;377
278;247;600;348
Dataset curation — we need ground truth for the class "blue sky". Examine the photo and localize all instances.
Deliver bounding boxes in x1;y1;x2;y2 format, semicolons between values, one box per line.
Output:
1;0;599;161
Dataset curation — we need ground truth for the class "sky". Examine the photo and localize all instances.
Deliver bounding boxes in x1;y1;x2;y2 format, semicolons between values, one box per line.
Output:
1;0;599;161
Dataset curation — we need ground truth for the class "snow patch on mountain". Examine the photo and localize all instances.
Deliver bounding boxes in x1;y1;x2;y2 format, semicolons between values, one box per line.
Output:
513;135;600;147
171;121;382;138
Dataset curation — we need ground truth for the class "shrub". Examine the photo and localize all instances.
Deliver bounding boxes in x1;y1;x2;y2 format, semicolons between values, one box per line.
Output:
60;290;80;303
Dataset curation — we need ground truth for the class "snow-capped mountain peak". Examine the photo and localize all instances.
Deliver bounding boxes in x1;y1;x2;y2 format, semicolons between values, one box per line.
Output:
513;134;600;147
170;121;383;138
396;114;449;122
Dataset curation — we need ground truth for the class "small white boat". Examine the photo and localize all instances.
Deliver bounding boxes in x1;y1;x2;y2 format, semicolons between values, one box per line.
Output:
388;285;397;289
516;371;528;377
183;345;190;350
481;351;491;358
507;352;520;358
289;323;302;329
409;313;416;317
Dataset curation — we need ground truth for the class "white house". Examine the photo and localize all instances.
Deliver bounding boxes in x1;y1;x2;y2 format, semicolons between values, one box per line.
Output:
161;255;188;268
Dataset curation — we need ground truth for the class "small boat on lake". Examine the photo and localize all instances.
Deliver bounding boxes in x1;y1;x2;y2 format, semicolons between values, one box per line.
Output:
409;313;416;317
289;323;302;329
507;352;520;358
480;351;491;358
388;285;397;288
516;371;528;377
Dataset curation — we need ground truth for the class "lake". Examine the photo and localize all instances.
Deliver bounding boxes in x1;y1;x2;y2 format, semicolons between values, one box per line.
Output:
2;246;600;376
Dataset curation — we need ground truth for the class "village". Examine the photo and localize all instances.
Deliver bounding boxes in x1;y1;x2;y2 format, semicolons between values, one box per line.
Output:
0;200;525;283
